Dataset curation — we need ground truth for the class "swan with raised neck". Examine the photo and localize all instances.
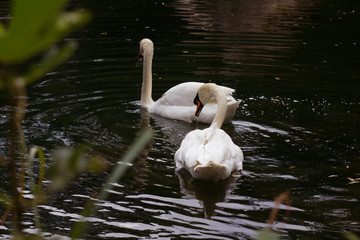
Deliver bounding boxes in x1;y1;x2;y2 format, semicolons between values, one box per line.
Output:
137;38;241;124
139;38;154;107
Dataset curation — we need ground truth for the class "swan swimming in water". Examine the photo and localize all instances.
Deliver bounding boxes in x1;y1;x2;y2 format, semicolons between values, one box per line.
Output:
174;83;244;181
137;38;241;124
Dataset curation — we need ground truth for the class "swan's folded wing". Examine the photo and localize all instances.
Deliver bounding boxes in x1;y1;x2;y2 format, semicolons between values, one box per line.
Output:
157;82;235;107
149;104;195;123
203;129;243;171
174;129;205;169
202;130;231;165
156;82;204;106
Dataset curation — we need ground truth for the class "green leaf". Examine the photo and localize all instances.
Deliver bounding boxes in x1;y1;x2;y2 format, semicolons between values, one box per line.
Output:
0;0;90;64
344;233;360;240
256;229;280;240
0;154;5;164
0;23;4;35
27;146;46;194
0;191;12;207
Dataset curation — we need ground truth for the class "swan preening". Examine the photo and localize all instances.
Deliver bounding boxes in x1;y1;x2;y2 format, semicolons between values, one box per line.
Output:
138;38;240;124
174;83;244;181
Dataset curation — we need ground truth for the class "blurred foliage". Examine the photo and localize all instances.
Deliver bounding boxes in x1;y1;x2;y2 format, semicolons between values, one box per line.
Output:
0;0;89;65
256;228;280;240
0;0;90;90
48;146;108;191
344;233;360;240
0;0;91;223
0;0;154;239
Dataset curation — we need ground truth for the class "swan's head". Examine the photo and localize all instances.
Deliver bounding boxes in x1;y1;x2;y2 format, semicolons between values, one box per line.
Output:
138;38;154;61
194;83;218;116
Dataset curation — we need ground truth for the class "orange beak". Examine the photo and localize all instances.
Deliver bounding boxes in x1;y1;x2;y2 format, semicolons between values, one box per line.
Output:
194;93;204;117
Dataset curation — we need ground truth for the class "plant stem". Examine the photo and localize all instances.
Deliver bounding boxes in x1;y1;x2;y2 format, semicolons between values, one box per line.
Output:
7;76;27;232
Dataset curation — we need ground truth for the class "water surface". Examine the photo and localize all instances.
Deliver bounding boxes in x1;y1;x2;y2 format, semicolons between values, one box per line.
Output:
0;0;359;239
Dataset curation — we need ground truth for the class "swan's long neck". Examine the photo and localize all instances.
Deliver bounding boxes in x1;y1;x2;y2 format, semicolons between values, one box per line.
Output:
141;48;154;107
211;88;228;129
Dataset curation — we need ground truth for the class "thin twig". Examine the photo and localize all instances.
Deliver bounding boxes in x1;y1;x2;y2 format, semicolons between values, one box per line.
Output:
268;190;291;228
0;207;11;226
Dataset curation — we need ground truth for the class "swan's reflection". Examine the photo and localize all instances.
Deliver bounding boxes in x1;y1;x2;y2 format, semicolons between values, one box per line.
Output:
133;108;195;184
176;168;238;219
146;111;198;145
130;108;154;186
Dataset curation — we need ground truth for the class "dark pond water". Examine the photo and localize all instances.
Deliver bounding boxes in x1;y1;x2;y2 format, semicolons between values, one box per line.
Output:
1;0;360;239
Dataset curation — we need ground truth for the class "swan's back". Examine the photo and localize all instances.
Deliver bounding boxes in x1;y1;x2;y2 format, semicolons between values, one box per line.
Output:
149;82;240;124
174;127;243;181
156;82;203;106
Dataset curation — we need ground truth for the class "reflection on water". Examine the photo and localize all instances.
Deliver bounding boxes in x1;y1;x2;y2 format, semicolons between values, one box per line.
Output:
0;0;360;239
177;168;238;219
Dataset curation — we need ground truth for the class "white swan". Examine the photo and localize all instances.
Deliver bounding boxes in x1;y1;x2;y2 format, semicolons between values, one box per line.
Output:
174;83;244;181
137;38;240;124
